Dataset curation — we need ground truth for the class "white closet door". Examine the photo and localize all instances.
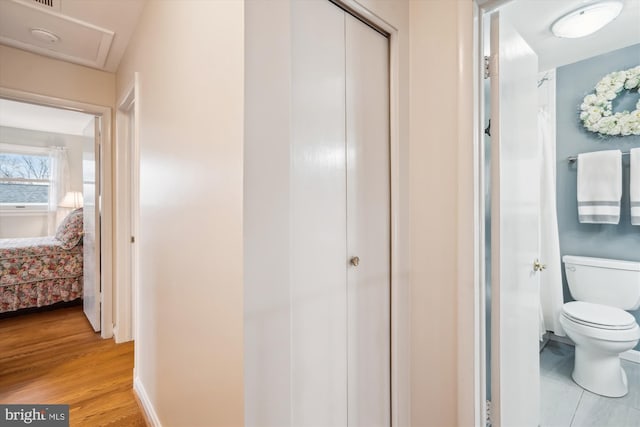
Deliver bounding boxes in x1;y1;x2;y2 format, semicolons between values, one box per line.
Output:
345;14;390;427
291;2;390;426
291;1;347;425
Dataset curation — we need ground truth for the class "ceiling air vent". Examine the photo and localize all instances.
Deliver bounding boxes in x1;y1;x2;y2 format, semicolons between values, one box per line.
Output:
31;0;61;11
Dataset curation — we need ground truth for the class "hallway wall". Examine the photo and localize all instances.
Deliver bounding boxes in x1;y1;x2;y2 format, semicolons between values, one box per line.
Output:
116;1;245;425
118;1;475;425
410;1;475;426
0;45;114;108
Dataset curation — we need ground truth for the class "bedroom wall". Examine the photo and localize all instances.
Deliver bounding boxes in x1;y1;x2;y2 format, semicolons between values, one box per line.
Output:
0;214;47;239
116;1;244;425
0;126;86;239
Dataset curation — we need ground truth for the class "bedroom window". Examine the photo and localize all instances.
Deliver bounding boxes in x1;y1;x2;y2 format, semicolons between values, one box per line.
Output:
0;148;51;212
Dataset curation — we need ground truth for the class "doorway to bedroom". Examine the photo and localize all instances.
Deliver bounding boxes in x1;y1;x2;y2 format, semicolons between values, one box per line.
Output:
0;95;105;333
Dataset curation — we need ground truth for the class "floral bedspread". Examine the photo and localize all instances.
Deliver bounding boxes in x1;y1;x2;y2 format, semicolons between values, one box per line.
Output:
0;236;83;313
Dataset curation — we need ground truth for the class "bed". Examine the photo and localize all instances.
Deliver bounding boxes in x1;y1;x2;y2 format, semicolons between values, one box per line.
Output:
0;208;84;313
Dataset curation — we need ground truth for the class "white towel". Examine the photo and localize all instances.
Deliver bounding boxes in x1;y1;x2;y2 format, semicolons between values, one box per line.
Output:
577;150;622;224
631;148;640;225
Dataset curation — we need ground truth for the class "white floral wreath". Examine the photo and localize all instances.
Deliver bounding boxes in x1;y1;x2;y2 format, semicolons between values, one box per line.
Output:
580;65;640;137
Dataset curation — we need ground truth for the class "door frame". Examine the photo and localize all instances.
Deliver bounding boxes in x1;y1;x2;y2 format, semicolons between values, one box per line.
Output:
0;86;114;339
114;74;139;344
328;1;409;425
471;1;523;425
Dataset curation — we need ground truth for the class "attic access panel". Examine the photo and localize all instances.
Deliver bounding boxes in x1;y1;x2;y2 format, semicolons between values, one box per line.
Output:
0;0;114;69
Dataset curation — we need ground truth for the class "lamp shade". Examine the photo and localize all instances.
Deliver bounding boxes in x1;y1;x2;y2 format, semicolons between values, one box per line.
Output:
59;191;84;209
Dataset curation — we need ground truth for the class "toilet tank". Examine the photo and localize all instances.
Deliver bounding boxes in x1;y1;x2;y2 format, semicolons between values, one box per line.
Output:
563;255;640;310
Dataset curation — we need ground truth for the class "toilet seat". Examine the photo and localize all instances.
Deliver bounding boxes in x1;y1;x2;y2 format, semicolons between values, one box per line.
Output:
562;301;637;330
560;311;640;343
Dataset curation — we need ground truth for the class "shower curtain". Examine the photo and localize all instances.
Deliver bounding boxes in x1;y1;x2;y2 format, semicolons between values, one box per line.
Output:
539;109;565;337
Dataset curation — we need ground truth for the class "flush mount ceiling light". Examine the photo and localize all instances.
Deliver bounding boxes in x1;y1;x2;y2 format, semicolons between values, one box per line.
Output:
29;28;60;44
551;1;624;38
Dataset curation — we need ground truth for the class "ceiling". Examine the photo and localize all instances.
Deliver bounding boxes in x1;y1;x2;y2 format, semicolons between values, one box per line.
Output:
0;98;94;136
0;0;145;72
502;0;640;71
0;0;635;74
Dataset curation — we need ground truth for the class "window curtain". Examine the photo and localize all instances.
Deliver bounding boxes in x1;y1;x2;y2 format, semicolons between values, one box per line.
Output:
48;147;70;235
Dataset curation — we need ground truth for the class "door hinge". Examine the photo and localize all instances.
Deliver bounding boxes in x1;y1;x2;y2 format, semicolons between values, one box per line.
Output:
484;55;491;79
131;236;135;243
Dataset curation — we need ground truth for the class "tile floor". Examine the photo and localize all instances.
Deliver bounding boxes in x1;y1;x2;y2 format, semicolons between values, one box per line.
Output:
540;341;640;427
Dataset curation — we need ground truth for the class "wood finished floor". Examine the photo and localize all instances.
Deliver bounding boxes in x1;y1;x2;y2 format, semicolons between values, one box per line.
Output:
0;305;147;426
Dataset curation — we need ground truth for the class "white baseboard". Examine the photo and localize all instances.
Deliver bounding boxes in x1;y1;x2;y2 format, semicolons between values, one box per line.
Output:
622;349;640;364
134;376;162;427
548;333;640;364
548;333;573;346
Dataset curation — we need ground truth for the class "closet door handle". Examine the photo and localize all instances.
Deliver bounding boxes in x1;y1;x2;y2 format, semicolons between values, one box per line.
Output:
350;256;360;267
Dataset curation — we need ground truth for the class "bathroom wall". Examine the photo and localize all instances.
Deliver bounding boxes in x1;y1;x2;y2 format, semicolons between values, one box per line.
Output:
556;43;640;350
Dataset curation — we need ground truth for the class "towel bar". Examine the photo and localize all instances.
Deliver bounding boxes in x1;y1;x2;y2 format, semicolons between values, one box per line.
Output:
567;151;631;163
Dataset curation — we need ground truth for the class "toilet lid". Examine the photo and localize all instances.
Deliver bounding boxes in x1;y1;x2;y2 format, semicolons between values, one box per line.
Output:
562;301;637;330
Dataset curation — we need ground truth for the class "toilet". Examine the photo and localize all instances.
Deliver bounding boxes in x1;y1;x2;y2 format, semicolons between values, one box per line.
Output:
560;255;640;397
